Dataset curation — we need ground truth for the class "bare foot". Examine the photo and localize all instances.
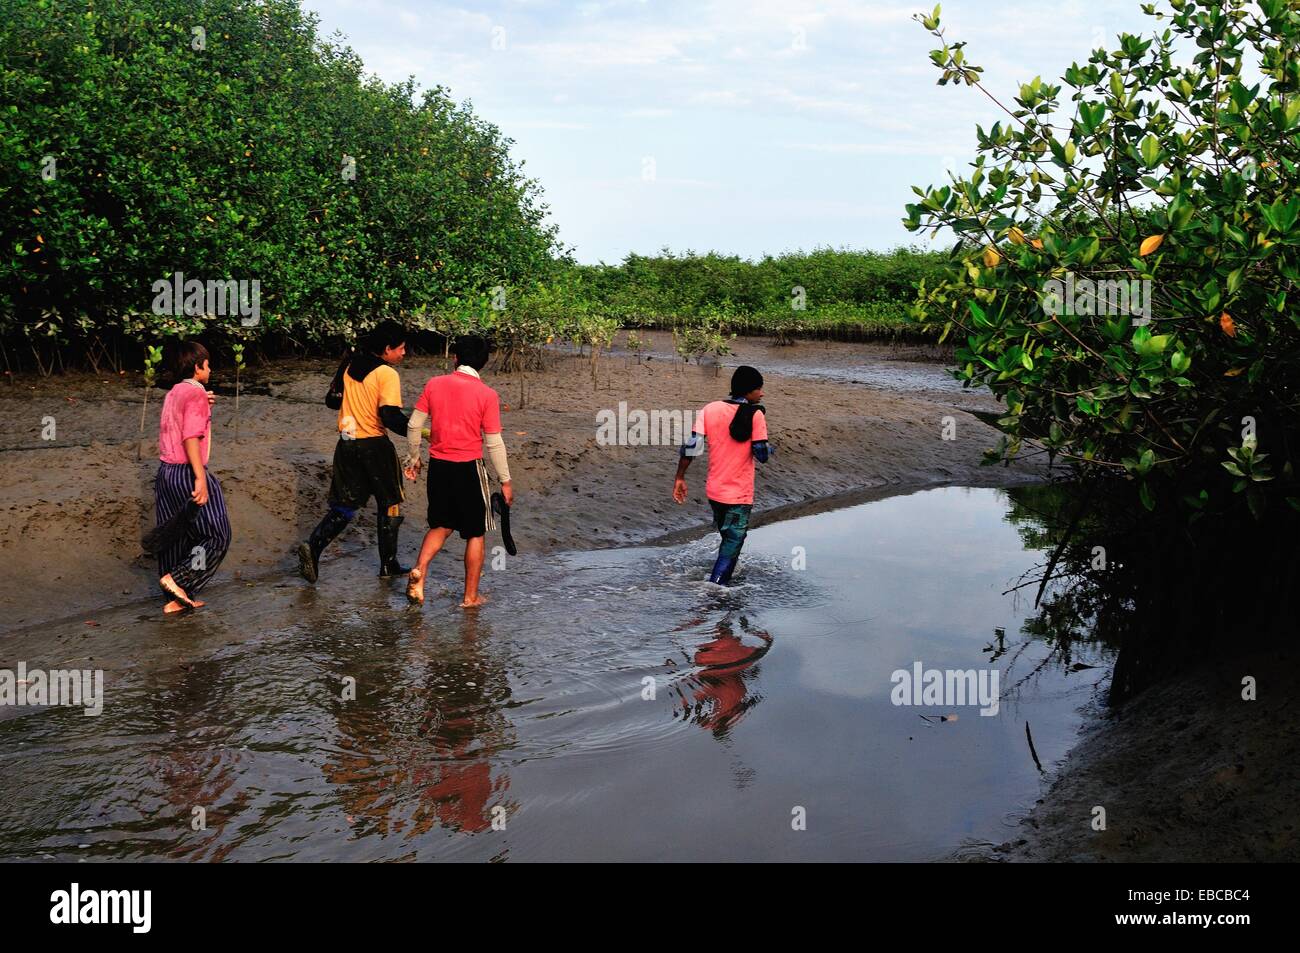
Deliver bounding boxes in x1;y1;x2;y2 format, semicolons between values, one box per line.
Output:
406;567;425;604
159;574;197;610
163;599;205;614
459;593;488;608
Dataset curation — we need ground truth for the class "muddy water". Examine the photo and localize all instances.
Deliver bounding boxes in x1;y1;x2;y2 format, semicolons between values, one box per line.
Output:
625;341;970;400
736;352;969;398
0;486;1106;861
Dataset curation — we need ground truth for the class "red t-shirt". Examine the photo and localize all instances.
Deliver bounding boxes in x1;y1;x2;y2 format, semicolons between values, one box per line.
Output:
414;369;502;462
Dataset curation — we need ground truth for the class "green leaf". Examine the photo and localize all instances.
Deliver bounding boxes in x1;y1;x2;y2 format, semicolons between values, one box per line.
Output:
1140;134;1160;167
1079;101;1106;133
1225;267;1243;296
1138;481;1155;511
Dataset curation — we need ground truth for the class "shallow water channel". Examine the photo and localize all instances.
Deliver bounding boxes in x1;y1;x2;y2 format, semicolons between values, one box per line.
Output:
0;485;1107;861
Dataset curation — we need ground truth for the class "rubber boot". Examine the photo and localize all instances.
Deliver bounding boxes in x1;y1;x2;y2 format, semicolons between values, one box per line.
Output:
298;508;352;583
709;554;738;585
377;513;409;577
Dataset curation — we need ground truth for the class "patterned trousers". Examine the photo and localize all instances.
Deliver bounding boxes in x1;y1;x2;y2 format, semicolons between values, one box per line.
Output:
154;462;232;596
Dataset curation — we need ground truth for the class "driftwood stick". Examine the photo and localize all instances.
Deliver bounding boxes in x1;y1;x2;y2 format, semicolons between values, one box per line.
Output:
1025;721;1045;773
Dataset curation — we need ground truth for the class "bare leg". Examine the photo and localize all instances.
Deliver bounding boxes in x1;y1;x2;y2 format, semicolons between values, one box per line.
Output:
408;526;453;603
461;536;486;607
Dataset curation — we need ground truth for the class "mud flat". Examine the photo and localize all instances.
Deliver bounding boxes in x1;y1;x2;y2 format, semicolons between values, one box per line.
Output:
0;336;1040;628
992;647;1300;863
1;335;1293;863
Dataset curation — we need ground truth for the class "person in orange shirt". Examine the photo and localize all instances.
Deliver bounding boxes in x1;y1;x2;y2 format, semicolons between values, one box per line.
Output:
298;321;411;582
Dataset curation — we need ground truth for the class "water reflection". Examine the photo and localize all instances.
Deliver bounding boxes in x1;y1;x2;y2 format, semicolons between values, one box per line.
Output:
322;613;517;841
144;659;248;861
0;485;1110;861
672;616;772;738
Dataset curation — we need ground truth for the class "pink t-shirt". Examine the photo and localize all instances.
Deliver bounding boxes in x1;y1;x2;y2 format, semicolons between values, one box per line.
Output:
158;380;211;466
414;369;503;462
694;400;768;505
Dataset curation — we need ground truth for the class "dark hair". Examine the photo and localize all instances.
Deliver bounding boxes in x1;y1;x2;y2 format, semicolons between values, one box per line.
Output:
174;341;210;380
728;365;765;441
366;320;407;355
730;365;763;398
453;335;490;371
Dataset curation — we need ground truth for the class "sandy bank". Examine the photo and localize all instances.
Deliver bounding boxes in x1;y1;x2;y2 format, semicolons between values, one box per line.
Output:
0;336;1039;629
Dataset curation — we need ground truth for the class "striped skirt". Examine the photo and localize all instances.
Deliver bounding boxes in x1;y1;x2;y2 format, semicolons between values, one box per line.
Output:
154;462;232;597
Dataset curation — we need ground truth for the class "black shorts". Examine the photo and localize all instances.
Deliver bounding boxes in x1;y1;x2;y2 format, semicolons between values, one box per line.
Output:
425;457;486;539
328;436;403;512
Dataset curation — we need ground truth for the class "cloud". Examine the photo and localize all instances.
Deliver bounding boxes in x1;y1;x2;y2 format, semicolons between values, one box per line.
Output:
690;89;751;107
305;0;1147;262
507;119;591;130
782;141;967;157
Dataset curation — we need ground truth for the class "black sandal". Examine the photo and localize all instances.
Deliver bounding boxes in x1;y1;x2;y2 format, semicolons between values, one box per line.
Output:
491;492;517;556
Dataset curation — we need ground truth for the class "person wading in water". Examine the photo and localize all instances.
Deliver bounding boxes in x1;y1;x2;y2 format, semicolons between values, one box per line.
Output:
152;341;232;613
673;365;772;585
298;321;411;583
402;335;513;608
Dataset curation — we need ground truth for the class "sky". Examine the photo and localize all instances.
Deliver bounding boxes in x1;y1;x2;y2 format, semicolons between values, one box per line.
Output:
304;0;1148;264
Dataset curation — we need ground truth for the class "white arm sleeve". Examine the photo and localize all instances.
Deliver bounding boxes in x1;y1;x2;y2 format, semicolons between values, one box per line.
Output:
406;408;428;467
483;431;511;483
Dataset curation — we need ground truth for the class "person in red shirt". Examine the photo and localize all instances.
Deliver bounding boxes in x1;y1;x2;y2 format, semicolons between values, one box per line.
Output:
403;336;513;608
673;366;772;585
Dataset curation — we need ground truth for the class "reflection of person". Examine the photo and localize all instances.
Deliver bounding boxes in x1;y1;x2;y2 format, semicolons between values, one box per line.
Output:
323;613;515;842
673;366;772;584
154;341;230;613
403;335;513;608
677;619;773;737
298;321;411;583
144;657;248;860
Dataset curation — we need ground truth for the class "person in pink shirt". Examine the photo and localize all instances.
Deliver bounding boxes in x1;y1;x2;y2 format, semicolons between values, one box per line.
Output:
151;341;231;613
402;336;513;608
673;366;771;585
